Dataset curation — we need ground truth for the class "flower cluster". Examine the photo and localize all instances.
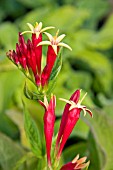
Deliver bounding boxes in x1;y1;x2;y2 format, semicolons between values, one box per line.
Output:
39;89;92;169
6;22;71;93
6;22;93;170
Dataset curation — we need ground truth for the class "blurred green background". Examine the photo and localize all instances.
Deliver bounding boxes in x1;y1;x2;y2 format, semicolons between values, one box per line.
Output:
0;0;113;169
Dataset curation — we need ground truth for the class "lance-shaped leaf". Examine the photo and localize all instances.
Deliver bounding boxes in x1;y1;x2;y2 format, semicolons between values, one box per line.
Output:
24;82;44;100
85;108;113;170
87;132;104;170
24;106;42;158
0;133;24;170
13;152;37;170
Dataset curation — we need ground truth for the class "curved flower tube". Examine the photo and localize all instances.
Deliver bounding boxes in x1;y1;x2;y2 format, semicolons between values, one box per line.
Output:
56;89;93;158
56;89;80;148
39;95;56;167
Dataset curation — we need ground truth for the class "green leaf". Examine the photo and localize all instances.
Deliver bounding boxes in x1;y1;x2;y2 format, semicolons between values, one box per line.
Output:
63;142;87;163
0;22;18;50
103;103;113;120
36;155;47;170
17;7;51;31
24;107;42;158
0;133;25;170
0;68;24;138
6;109;29;148
97;93;113;107
13;152;36;170
76;0;110;29
24;82;44;100
0;69;24;113
65;71;93;91
86;15;113;50
0;0;25;22
87;132;104;170
85;108;113;170
44;5;89;32
17;0;53;8
98;14;113;49
24;82;38;100
71;49;112;96
0;114;19;139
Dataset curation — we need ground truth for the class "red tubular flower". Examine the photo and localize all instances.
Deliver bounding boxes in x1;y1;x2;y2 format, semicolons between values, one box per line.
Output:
60;154;90;170
56;90;93;158
41;45;59;86
39;95;56;167
27;38;37;76
56;90;80;148
32;33;42;75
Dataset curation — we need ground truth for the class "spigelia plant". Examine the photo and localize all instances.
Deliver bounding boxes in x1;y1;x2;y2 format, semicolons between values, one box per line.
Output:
6;22;93;170
6;22;71;96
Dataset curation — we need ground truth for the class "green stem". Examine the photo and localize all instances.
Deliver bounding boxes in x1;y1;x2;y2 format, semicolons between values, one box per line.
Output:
52;158;60;170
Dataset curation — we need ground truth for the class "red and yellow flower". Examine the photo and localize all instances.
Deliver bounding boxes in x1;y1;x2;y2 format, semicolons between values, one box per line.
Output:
39;95;56;167
60;154;90;170
39;89;92;169
6;22;71;91
56;89;92;158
